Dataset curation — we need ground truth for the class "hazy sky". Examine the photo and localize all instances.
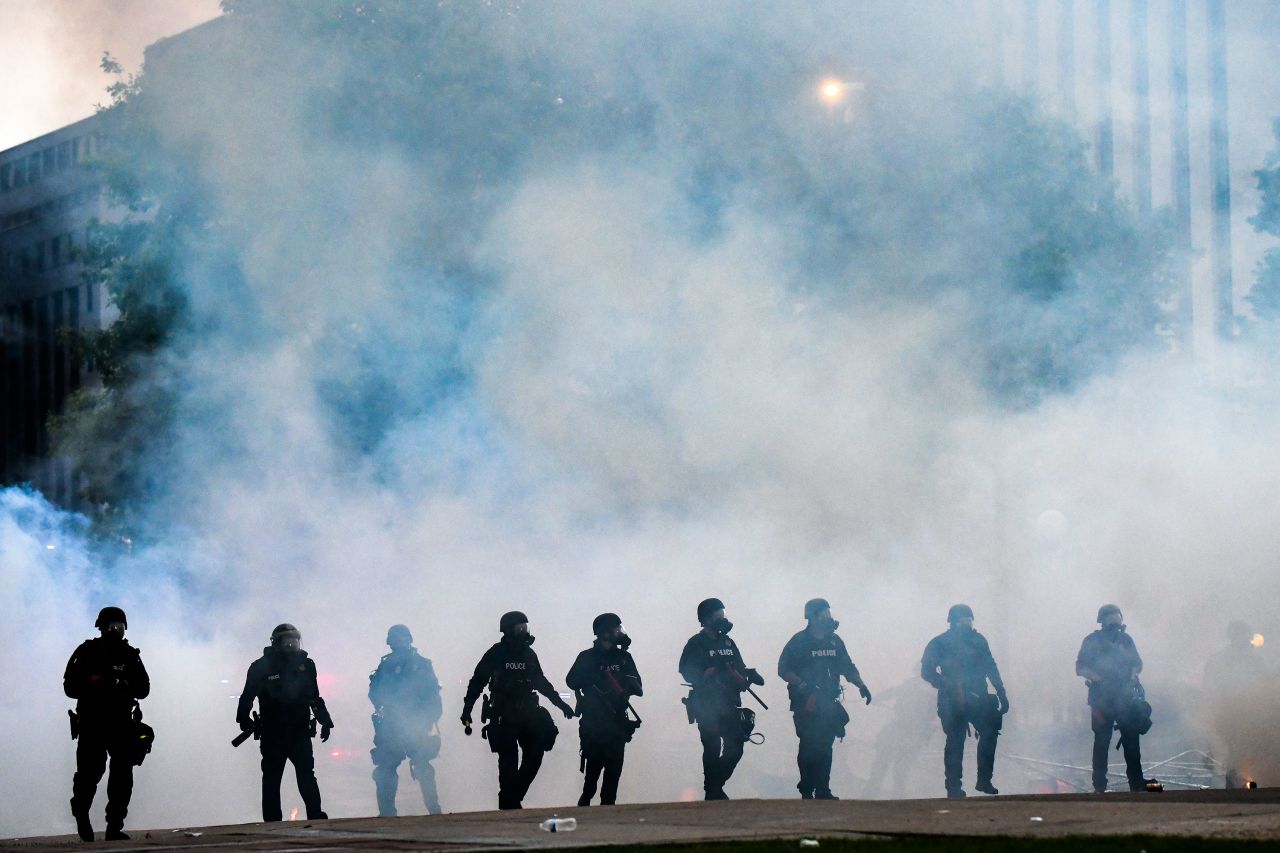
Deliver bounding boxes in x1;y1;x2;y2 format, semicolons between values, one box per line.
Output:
0;0;221;151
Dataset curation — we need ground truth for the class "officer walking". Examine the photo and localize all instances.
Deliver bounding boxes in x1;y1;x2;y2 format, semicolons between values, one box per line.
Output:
920;604;1008;799
566;613;643;806
63;606;151;841
778;598;872;800
678;598;765;800
1076;604;1152;793
460;611;575;810
236;623;335;822
369;624;443;816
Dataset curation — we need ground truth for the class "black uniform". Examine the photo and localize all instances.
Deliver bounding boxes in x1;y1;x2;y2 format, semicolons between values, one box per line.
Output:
778;630;864;798
679;630;761;798
921;627;1006;797
63;636;150;834
566;643;643;806
369;648;443;815
462;637;573;809
1076;627;1146;792
236;647;335;821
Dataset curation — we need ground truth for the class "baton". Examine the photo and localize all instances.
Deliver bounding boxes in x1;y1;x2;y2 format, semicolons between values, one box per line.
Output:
627;701;643;724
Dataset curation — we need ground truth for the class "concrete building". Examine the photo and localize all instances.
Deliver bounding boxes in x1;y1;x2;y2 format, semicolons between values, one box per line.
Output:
0;114;108;507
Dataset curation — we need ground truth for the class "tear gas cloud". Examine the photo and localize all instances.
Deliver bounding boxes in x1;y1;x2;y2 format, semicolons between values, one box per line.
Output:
3;1;1280;835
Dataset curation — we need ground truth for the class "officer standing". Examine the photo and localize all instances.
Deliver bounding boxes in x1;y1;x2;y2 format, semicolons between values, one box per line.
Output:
460;611;575;810
566;613;643;806
1076;604;1152;793
236;623;335;822
778;598;872;800
63;606;150;841
920;604;1008;799
369;624;443;816
1203;620;1269;789
678;598;765;800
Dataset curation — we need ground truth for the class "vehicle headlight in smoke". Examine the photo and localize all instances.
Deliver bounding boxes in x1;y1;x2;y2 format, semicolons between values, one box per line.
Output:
1252;633;1265;648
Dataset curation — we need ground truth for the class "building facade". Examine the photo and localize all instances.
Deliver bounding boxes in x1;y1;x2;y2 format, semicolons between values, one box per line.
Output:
0;114;108;507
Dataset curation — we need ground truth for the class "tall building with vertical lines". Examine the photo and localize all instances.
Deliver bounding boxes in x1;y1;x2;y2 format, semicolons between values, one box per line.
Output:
0;115;108;507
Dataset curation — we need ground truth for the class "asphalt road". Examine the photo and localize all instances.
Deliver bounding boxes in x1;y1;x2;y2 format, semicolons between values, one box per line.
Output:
8;789;1280;851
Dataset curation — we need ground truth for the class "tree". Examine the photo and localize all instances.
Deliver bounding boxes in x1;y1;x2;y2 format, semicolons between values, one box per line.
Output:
55;1;1176;529
1247;119;1280;326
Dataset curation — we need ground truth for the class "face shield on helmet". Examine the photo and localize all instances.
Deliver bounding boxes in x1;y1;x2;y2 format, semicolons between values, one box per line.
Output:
271;624;303;653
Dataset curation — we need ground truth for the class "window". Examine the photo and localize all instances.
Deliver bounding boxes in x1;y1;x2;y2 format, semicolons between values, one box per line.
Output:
27;153;40;184
42;147;55;176
0;162;9;191
50;236;62;267
36;241;47;273
86;282;95;312
57;141;71;170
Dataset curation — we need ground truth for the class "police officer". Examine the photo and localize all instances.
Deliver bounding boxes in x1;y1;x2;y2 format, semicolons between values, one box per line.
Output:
678;598;765;800
921;604;1008;799
566;613;643;806
369;624;443;816
1076;604;1151;793
63;606;150;841
236;623;335;822
778;598;872;800
460;611;575;810
1203;620;1269;789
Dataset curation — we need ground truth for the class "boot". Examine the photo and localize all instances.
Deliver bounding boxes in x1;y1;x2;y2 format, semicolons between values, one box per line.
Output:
104;826;129;841
70;800;93;843
975;780;999;795
815;790;839;800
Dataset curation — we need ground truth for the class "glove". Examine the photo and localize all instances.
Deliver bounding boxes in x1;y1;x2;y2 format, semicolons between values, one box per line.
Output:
239;719;254;733
558;701;576;720
745;668;765;687
803;693;818;714
460;711;473;730
320;725;332;742
858;683;873;705
996;692;1009;714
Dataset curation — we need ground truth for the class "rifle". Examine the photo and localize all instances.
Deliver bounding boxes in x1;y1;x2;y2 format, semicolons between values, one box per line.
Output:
725;663;769;710
231;712;260;748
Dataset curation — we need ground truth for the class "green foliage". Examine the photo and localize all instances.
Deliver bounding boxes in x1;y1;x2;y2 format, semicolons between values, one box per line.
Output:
51;59;193;532
1247;120;1280;326
52;1;1178;525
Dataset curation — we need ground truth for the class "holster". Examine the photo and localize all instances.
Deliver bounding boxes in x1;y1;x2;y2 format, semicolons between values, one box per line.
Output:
69;710;79;741
681;694;695;725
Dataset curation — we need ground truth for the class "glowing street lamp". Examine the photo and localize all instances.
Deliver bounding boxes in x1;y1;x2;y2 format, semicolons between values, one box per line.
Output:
819;79;846;104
